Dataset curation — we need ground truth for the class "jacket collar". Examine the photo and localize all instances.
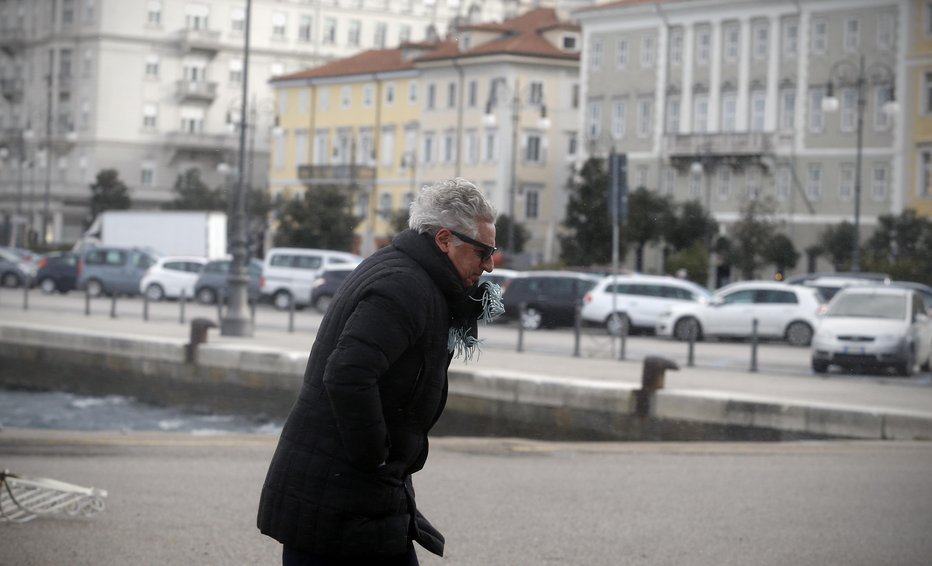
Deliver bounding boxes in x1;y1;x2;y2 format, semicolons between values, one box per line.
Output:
392;229;467;305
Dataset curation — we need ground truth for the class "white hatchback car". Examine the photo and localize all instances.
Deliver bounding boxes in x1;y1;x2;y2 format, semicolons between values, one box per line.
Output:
811;286;932;376
581;274;711;335
139;256;207;301
655;280;822;346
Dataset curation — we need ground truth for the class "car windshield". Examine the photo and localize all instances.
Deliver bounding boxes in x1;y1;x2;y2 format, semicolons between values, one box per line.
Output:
826;293;906;320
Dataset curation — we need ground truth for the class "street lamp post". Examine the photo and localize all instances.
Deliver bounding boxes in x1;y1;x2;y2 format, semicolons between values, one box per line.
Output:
483;78;550;266
821;55;897;273
220;0;253;337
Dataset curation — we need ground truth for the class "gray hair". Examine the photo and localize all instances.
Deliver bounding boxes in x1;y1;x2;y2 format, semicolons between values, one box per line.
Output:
408;178;497;238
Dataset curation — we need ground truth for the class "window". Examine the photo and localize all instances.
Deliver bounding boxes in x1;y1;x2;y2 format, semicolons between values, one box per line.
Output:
296;131;310;167
779;89;795;130
871;164;888;201
525;187;540;220
572;84;580;109
60;49;73;77
696;27;710;66
464;129;478;165
147;0;161;26
693;95;709;133
721;93;736;132
525;134;542;163
447;82;456;108
231;8;245;32
83;0;95;24
567;134;577;156
924;72;932;115
141;162;154;186
408;81;418;104
363;84;373;107
665;96;680;133
323;18;336;44
844;17;859;52
806;163;822;200
811;19;827;55
723;24;739;63
313;131;328;163
467;80;477;108
399;25;411;44
615;38;628;69
272;12;287;39
298;15;312;42
591;38;603;70
635;165;648;189
877;14;894;50
299;90;309;113
782;20;798;58
380;128;394;167
563;35;577;50
689;171;701;199
422;132;435;164
776;166;791;201
378;193;392;219
185;4;209;31
484;129;497;162
839;163;854;202
385;83;395;105
840;87;857;133
640;35;654;68
874;86;892;130
528;82;543;105
587;100;601;140
637;98;652;138
753;22;768;60
662;167;675;196
348;20;361;46
374;23;386;48
746;168;761;197
426;83;436;110
62;0;75;24
142;103;158;129
749;91;766;132
717;169;731;200
611;99;626;139
144;54;159;78
669;28;683;66
319;88;330;112
927;1;932;37
82;48;92;77
180;107;204;133
919;148;932;198
228;60;242;83
808;88;825;132
443;130;455;163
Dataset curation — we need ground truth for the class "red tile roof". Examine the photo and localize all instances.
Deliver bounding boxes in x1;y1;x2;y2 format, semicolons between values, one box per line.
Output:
271;46;423;82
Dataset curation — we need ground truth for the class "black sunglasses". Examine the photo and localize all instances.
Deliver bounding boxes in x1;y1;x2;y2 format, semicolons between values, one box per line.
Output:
449;229;497;262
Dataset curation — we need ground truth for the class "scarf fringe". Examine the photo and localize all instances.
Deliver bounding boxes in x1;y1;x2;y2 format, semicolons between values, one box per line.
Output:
448;282;505;362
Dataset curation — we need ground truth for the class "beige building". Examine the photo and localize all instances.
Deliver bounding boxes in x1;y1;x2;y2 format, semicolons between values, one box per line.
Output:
906;0;932;217
271;7;582;264
0;0;537;247
575;0;907;279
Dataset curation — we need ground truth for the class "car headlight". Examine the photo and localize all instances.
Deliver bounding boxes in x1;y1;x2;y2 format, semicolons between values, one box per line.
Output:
875;334;904;346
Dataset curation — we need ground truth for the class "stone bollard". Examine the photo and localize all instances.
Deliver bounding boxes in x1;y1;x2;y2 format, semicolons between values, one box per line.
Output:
185;317;217;363
634;355;679;418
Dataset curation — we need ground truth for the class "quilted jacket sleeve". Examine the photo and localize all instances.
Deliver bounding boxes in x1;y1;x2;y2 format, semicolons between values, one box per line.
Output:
322;280;427;470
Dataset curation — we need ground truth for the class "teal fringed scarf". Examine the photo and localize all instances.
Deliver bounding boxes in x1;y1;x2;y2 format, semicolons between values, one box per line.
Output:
448;281;504;362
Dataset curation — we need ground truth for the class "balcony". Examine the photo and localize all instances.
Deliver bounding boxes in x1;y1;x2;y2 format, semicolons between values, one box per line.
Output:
165;130;236;156
663;132;791;171
0;78;24;104
0;28;27;55
177;28;222;54
297;164;377;184
175;80;218;102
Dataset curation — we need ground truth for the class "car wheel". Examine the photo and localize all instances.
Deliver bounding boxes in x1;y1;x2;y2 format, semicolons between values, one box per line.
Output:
894;350;915;377
520;306;543;330
921;354;931;373
605;313;630;336
196;287;217;305
785;321;814;347
273;290;293;311
672;317;701;341
812;359;829;374
1;271;22;288
145;284;165;302
85;279;104;297
39;277;58;294
314;295;333;314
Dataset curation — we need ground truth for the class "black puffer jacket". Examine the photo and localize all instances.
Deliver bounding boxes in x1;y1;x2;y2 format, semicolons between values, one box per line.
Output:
257;230;470;557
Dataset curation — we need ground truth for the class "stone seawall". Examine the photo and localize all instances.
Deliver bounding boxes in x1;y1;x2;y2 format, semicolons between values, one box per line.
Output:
2;325;929;441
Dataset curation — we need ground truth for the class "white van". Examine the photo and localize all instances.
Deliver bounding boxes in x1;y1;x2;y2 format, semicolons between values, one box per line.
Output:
261;247;362;309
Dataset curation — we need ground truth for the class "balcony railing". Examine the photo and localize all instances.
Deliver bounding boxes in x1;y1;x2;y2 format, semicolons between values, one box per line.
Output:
297;164;377;183
177;28;222;53
165;130;235;154
0;78;24;103
663;131;793;170
175;80;218;102
0;28;27;55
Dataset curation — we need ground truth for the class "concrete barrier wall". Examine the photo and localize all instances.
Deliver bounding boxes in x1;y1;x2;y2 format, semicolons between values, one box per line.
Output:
1;325;930;441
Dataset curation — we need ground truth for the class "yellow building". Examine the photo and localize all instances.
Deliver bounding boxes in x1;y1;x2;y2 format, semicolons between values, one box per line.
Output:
908;0;932;217
270;44;435;254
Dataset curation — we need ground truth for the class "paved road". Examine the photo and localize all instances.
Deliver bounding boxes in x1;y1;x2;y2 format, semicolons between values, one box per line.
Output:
2;429;931;566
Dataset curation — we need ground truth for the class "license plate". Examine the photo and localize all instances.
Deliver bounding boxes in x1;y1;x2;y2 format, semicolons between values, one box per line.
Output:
842;346;865;354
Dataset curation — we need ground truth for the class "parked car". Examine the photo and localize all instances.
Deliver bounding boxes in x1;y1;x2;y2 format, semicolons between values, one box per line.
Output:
194;258;262;305
35;252;79;294
655;280;822;346
500;271;601;330
0;247;36;287
480;268;520;288
811;286;932;376
888;281;932;313
786;272;889;302
76;246;159;297
139;256;207;301
309;264;357;313
581;274;711;335
261;247;362;310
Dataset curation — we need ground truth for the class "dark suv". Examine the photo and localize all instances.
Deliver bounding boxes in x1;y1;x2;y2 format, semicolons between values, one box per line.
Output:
309;264;357;313
500;271;601;330
36;252;80;294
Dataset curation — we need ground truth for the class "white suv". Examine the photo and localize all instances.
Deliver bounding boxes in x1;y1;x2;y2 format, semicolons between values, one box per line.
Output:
261;247;361;310
655;280;822;346
581;274;711;335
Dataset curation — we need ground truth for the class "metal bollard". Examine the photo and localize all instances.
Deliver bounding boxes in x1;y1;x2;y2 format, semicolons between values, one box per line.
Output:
85;289;91;316
22;279;29;310
573;303;581;358
618;317;628;361
516;302;526;353
687;326;696;367
635;355;679;417
288;295;296;333
185;317;217;363
249;299;256;325
179;289;186;324
215;298;223;323
143;292;149;321
750;318;759;372
110;294;117;319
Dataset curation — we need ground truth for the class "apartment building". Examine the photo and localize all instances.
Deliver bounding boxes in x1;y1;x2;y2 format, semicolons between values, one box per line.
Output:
907;0;932;217
0;0;531;247
271;7;582;264
575;0;906;276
